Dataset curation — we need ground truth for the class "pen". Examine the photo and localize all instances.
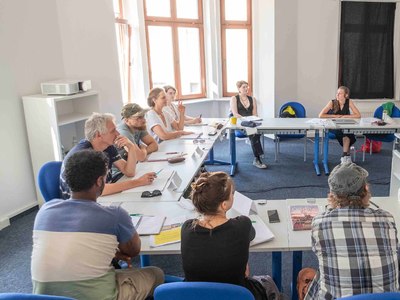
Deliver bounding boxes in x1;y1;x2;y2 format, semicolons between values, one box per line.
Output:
166;152;179;154
155;169;163;175
370;201;380;208
199;114;202;118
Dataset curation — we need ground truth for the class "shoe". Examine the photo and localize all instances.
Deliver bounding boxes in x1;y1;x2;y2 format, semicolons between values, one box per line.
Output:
253;158;267;169
340;156;347;164
340;156;352;164
345;155;352;163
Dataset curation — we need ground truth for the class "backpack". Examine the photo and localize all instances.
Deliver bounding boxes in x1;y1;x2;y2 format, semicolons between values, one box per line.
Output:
360;138;382;153
280;105;296;118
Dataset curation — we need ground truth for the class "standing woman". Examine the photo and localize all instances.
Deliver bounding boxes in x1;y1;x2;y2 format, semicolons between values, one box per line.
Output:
181;172;276;300
319;86;361;163
230;80;266;169
163;85;202;125
145;87;193;143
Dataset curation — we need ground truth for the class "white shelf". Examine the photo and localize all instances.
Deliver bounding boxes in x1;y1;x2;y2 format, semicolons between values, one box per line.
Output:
25;90;98;102
58;112;92;126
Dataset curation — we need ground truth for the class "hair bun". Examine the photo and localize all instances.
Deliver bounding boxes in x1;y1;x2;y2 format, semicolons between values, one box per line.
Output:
191;181;207;193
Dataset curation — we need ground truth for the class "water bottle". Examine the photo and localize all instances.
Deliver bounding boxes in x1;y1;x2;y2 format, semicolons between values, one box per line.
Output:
382;109;388;122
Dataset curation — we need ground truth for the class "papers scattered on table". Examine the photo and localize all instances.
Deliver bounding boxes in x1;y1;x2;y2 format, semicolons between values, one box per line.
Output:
178;197;196;211
121;170;175;193
306;118;331;125
131;215;166;235
149;215;187;247
360;117;381;125
249;214;275;246
147;151;184;162
241;116;263;122
232;191;258;216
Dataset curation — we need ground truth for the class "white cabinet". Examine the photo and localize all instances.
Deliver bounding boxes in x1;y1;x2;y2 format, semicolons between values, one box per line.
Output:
22;91;99;202
390;149;400;198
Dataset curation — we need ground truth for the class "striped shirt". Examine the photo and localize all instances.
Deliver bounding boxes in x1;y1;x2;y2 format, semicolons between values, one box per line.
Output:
31;199;135;300
305;207;399;300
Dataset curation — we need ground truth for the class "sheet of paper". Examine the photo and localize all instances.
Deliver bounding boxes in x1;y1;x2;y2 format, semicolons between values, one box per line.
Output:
241;116;263;122
244;127;257;135
249;214;275;246
121;170;175;193
134;215;166;235
147;151;183;161
232;191;257;216
179;132;203;139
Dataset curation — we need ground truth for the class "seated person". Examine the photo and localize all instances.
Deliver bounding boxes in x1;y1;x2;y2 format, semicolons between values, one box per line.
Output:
145;87;193;143
163;85;202;125
181;171;279;300
32;150;164;299
230;80;266;169
318;86;361;163
298;163;399;300
118;103;158;162
60;112;156;199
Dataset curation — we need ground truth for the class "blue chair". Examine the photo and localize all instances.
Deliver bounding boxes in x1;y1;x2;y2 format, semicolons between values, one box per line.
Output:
275;102;307;162
337;292;400;299
38;161;62;202
365;105;400;155
0;294;75;300
154;282;255;300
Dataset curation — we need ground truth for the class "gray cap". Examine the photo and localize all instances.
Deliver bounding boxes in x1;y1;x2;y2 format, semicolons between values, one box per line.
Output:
328;163;369;197
121;103;149;119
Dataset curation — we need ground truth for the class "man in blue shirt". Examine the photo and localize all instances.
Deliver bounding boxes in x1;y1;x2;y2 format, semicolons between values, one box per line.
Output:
60;112;157;199
33;150;164;299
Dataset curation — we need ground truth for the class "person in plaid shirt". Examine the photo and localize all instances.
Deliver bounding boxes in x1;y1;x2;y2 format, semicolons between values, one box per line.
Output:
298;163;399;300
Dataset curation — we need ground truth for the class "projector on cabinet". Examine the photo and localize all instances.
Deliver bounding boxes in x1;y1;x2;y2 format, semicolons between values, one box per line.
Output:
41;79;91;95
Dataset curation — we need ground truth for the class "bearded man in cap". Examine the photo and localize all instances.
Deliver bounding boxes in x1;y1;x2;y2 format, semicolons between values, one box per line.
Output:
118;103;158;162
298;163;399;300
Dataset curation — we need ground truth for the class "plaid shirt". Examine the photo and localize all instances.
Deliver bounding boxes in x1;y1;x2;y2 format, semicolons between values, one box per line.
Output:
304;207;399;300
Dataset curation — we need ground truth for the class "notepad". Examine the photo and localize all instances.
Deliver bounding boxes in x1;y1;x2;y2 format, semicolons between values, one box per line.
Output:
149;215;186;247
130;215;166;235
249;214;275;246
332;118;357;124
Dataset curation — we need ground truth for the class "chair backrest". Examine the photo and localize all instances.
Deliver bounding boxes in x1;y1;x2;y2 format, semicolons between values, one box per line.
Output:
38;161;62;202
337;292;400;300
373;105;400;118
154;282;255;300
0;294;75;300
279;102;306;118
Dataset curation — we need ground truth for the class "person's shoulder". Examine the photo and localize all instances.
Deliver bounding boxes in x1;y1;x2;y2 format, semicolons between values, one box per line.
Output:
182;219;196;229
117;121;128;132
231;215;252;226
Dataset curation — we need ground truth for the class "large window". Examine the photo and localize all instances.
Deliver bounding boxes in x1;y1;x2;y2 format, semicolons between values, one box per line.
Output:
114;0;132;102
221;0;252;96
144;0;206;99
339;2;395;99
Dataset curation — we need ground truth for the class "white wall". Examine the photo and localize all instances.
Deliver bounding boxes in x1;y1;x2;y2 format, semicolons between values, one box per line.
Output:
0;0;122;229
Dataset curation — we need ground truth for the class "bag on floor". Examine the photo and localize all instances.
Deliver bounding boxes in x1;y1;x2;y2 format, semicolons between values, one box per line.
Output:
252;275;284;300
360;138;382;153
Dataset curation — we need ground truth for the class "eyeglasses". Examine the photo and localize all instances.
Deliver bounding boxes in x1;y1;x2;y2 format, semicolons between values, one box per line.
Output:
193;139;205;144
141;189;162;198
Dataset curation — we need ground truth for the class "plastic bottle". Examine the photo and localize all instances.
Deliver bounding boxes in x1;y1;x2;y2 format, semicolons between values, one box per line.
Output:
382;109;388;122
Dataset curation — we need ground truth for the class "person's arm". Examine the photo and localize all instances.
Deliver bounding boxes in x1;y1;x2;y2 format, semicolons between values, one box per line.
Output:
172;100;185;130
101;172;157;196
141;134;158;155
184;115;202;124
318;101;339;118
252;96;258;116
230;96;242;118
118;232;141;258
113;136;137;177
152;124;193;140
346;100;361;118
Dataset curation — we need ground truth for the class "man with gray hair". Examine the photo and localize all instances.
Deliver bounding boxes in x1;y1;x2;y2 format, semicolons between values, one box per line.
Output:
298;163;399;299
60;112;156;199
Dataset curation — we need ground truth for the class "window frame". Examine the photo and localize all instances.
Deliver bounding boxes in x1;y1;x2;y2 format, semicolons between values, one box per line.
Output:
143;0;206;100
220;0;252;97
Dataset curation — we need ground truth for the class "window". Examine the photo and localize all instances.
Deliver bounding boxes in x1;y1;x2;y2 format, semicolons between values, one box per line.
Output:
221;0;252;96
144;0;206;99
339;2;395;99
114;0;132;102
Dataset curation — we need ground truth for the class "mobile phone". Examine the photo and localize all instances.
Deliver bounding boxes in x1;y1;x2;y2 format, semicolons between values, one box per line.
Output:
267;210;280;223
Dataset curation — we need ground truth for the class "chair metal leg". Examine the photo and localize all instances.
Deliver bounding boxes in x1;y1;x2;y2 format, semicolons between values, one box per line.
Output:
274;136;279;162
303;137;307;162
362;135;366;162
370;140;372;155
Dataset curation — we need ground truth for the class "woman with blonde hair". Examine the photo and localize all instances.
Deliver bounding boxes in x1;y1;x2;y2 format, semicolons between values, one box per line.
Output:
145;87;193;143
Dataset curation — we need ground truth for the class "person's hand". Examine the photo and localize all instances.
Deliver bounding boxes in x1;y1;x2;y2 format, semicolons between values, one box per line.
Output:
115;135;135;150
136;172;157;186
114;249;132;268
193;117;202;124
181;131;194;136
177;100;186;114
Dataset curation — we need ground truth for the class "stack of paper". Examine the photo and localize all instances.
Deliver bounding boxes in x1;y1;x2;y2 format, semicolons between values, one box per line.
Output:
241;115;263;122
130;215;166;235
249;214;275;246
149;215;187;247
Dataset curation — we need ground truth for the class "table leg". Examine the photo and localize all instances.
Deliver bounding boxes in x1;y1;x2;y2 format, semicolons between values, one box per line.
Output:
291;251;303;300
229;129;237;176
313;130;321;176
322;130;330;175
272;252;282;291
204;147;230;166
140;254;150;267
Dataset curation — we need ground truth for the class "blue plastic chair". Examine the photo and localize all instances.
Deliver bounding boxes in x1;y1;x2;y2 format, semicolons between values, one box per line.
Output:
365;105;400;155
154;282;255;300
337;292;400;299
275;102;307;162
0;294;75;300
38;161;62;202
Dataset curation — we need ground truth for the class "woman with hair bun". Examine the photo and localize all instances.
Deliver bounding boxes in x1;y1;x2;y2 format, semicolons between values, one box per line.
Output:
181;172;278;300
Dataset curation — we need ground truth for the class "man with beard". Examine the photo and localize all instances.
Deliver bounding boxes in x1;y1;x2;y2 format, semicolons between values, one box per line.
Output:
32;150;164;300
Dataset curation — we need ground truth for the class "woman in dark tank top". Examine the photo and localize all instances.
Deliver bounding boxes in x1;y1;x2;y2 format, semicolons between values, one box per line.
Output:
318;86;361;163
230;80;267;169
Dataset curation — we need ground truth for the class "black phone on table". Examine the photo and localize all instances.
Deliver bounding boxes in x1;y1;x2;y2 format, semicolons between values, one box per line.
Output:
267;209;280;223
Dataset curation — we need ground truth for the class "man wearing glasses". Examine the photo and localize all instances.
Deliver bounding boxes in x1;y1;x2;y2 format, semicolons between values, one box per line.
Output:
118;103;158;162
298;163;399;300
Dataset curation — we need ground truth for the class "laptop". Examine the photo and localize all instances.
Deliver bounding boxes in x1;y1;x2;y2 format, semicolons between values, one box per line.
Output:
332;118;358;125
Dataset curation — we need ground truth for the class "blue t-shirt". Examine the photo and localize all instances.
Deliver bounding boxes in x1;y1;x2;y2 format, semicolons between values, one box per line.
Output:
59;139;122;199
